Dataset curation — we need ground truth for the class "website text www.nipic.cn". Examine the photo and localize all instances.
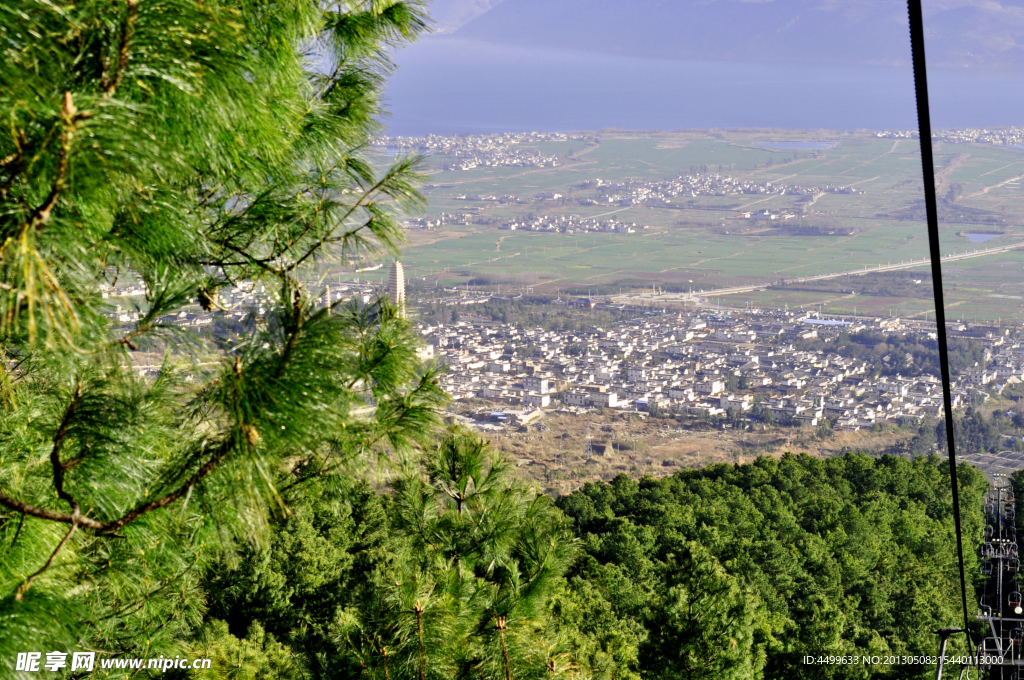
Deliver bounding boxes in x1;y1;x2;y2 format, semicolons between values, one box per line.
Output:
15;651;213;673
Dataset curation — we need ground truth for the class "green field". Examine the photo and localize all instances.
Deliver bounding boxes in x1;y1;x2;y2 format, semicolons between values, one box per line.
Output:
370;130;1024;320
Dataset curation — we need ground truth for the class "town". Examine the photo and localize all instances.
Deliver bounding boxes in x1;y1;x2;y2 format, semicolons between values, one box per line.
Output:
102;268;1018;433
422;303;1017;434
404;169;865;230
500;214;641;233
373;131;590;170
878;126;1024;146
574;173;863;207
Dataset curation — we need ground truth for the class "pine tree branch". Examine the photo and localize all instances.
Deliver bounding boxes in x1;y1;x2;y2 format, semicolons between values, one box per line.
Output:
23;93;79;233
214;161;409;275
112;311;168;350
0;439;234;534
2;340;310;534
281;371;444;491
5;511;25;554
0;492;107;530
101;439;233;533
209;185;275;243
101;0;139;99
96;560;199;621
50;382;83;512
212;182;332;273
0;93;86;266
14;510;78;600
290;213;375;272
302;161;408;241
0;125;30;200
349;343;392;391
0;151;23;200
312;61;345;103
215;239;285;275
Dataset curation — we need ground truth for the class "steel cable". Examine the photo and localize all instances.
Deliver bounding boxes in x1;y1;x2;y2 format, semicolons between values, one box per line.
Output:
907;0;975;650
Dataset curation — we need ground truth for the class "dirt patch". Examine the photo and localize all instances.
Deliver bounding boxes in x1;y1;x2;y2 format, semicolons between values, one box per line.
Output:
480;411;915;496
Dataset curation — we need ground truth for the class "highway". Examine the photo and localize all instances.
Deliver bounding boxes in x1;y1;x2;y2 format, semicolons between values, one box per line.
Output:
610;240;1024;304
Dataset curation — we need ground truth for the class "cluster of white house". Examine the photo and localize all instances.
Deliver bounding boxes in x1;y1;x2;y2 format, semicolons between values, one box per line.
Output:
875;130;920;139
500;214;640;234
737;209;798;221
878;127;1024;146
934;127;1024;146
439;150;559;172
450;193;519;203
404;211;475;230
421;309;1022;431
373;131;589;171
575;173;862;208
107;279;380;337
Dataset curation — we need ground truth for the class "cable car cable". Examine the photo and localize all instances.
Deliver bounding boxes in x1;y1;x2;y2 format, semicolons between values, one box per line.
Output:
907;0;975;648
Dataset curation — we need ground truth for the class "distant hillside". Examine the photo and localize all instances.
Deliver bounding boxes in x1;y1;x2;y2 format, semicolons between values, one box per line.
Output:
451;0;1024;69
428;0;506;33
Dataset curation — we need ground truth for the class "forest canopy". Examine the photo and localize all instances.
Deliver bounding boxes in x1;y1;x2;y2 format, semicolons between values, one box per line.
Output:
179;447;986;679
557;453;986;679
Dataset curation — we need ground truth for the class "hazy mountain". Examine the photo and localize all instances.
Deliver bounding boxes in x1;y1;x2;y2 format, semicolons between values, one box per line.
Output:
450;0;1024;69
923;1;1024;67
428;0;506;33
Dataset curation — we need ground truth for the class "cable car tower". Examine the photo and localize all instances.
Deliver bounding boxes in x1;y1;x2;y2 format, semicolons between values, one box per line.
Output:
975;476;1021;678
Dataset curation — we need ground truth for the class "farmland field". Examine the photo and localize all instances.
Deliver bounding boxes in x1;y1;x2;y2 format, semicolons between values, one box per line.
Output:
365;129;1024;320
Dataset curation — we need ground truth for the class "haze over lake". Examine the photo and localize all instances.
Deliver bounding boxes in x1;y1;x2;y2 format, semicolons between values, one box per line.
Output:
382;38;1024;135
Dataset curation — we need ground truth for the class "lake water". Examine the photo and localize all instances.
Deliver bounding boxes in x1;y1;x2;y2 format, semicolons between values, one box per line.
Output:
383;38;1024;135
966;233;1002;242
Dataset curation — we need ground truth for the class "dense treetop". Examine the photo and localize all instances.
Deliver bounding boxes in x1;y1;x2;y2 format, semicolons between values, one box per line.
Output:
557;453;986;679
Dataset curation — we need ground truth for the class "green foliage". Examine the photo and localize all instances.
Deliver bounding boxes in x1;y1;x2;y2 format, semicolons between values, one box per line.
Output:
799;330;989;379
0;0;442;673
201;429;603;679
933;407;1018;455
201;477;395;678
351;428;583;678
557;453;987;679
179;620;306;680
644;543;767;678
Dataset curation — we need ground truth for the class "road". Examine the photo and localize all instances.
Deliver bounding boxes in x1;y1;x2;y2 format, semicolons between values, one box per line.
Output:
610;240;1024;304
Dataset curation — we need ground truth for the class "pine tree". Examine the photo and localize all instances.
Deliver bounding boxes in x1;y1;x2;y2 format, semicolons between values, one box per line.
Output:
0;0;441;669
644;543;768;679
339;428;582;679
